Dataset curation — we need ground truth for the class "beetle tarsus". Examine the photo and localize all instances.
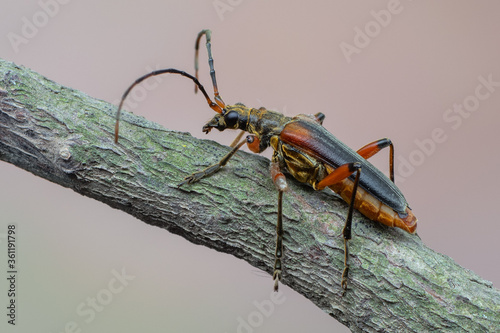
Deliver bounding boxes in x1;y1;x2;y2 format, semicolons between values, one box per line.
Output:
341;263;349;296
273;260;282;292
177;165;220;187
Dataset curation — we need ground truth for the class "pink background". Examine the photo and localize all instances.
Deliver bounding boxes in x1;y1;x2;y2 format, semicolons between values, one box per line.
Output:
1;1;499;332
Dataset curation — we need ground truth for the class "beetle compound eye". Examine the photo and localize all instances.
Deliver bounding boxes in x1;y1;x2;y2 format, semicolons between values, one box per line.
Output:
224;111;239;128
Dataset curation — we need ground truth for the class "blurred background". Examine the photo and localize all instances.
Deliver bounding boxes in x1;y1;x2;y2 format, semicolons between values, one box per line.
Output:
1;1;499;332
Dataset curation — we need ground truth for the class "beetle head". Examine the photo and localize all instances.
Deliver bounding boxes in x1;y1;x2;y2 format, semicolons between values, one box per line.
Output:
202;105;244;134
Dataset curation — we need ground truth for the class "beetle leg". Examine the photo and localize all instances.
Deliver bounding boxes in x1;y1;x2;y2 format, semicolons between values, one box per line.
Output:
246;135;262;154
270;159;288;291
356;138;394;183
178;135;260;186
314;112;325;125
273;190;284;292
341;168;361;295
229;130;245;148
178;137;246;186
314;162;361;294
315;162;361;191
295;112;325;125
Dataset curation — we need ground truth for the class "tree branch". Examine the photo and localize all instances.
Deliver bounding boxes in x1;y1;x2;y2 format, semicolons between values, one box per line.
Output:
0;58;498;332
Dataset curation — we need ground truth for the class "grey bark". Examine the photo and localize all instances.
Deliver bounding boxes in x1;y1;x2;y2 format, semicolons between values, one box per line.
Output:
0;58;499;332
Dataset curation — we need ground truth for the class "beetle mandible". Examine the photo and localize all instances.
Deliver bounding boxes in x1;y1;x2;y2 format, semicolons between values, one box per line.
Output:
114;29;417;294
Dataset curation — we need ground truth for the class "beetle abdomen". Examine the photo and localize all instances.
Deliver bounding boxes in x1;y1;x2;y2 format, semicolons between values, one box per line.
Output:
328;175;417;233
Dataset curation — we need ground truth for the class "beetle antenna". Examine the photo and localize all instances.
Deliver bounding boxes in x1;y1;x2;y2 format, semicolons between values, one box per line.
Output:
114;68;222;143
194;29;226;110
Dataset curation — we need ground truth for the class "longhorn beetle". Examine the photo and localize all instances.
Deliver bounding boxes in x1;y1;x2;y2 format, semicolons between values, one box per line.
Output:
114;29;417;294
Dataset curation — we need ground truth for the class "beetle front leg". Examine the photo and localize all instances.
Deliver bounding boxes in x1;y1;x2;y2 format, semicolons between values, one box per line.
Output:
229;130;245;148
270;159;288;291
178;134;262;186
178;137;247;186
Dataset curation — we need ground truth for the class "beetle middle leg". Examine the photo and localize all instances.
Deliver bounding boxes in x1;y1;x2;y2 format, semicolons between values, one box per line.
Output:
315;162;362;295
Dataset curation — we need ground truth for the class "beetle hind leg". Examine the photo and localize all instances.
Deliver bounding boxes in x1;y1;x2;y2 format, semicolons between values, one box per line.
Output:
356;138;394;182
273;190;284;291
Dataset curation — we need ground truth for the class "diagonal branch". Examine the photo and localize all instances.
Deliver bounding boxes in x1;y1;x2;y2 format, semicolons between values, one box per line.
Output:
0;58;499;332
